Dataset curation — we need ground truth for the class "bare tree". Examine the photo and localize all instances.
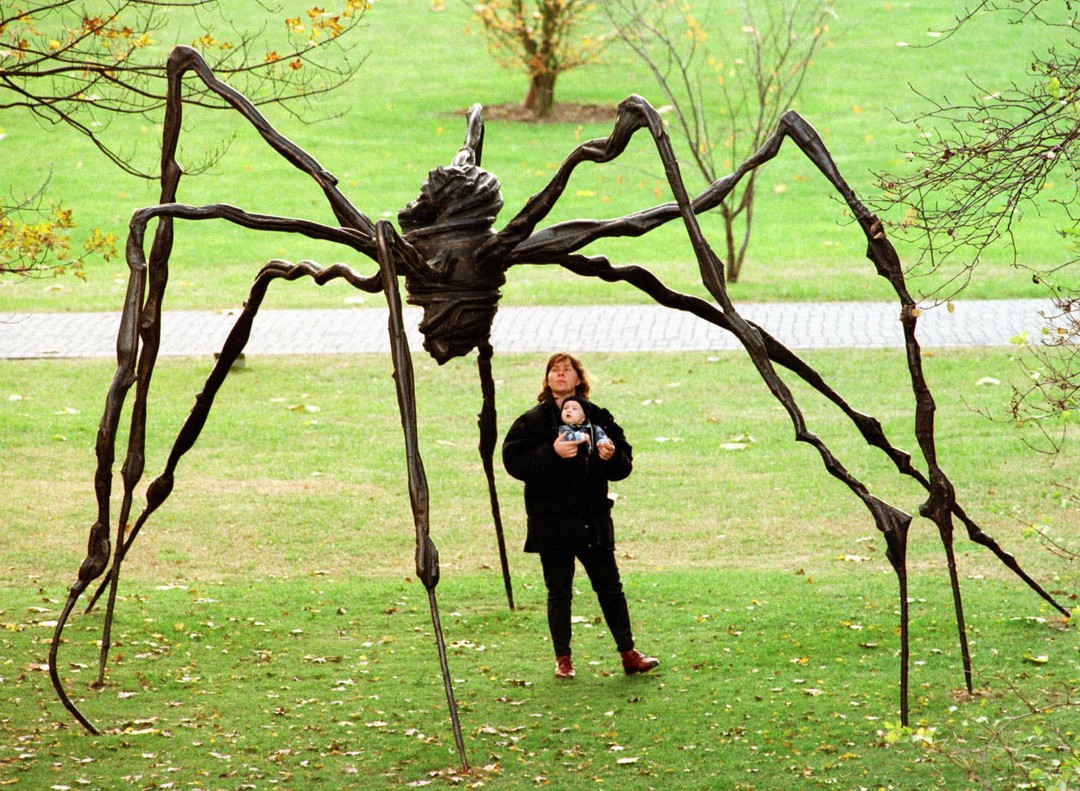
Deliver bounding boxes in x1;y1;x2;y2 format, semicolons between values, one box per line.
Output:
606;0;833;282
875;0;1078;451
1;0;366;275
469;0;611;118
1004;298;1078;455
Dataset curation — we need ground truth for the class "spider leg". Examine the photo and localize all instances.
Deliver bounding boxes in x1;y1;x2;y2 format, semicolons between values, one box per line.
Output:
375;220;469;771
81;39;397;638
477;95;659;265
497;96;920;722
453;103;486;168
49;199;381;732
476;340;515;610
556;247;1065;699
54;45;382;718
483;95;794;266
640;99;923;717
91;206;373;662
52;44;431;735
48;212;148;734
83;258;383;615
161;46;378;239
96;44;384;621
547;251;915;723
504;97;1069;718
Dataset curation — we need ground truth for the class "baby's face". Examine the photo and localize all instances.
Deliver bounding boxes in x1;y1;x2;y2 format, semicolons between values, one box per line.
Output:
561;401;585;424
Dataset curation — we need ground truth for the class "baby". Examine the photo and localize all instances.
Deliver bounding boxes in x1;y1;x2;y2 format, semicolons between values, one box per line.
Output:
558;395;611;454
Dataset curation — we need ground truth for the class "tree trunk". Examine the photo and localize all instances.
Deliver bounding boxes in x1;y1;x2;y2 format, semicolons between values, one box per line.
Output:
721;202;740;284
524;72;557;118
724;176;757;283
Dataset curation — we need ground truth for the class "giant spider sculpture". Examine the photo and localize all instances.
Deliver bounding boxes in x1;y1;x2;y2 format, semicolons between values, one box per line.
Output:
50;46;1069;771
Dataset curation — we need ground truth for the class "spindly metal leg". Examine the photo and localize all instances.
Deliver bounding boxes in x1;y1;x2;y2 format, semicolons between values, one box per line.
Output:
529;96;922;722
375;220;469;771
84;254;383;614
622;95;922;725
48;198;155;734
477;340;514;610
49;595;102;734
515;97;1070;722
939;525;974;694
79;38;386;661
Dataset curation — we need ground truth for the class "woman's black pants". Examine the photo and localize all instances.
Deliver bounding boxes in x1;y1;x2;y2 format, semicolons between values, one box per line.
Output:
538;545;635;656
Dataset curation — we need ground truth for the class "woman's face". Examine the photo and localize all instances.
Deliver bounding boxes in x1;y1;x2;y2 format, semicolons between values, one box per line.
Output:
547;360;581;400
561;400;585;424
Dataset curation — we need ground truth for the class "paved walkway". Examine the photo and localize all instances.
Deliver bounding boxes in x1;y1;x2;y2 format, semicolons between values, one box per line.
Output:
0;299;1058;359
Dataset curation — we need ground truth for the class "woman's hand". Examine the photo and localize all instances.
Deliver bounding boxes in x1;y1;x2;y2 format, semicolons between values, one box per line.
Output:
597;438;615;461
554;433;584;458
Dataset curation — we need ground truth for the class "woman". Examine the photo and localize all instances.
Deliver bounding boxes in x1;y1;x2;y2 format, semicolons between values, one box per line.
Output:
502;352;658;679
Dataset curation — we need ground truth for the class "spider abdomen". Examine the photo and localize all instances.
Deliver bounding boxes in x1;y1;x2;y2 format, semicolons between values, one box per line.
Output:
399;162;506;363
405;275;504;364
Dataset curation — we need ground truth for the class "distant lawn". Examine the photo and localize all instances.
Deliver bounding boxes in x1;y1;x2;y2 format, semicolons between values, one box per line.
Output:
0;2;1067;313
3;348;1077;582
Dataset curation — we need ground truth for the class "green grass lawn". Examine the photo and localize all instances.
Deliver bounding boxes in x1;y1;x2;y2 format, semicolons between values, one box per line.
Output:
3;571;1074;789
1;349;1076;788
1;1;1070;314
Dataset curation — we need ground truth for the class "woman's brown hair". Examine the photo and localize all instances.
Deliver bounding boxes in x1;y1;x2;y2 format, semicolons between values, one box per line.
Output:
536;352;591;402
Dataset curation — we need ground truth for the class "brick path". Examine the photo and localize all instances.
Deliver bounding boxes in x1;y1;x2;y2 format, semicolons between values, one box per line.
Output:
0;299;1056;359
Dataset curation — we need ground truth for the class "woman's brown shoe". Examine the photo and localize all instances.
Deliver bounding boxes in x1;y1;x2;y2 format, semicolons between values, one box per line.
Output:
555;655;575;679
620;649;659;675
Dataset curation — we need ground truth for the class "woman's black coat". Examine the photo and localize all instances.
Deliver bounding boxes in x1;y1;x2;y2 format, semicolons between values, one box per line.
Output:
502;398;633;553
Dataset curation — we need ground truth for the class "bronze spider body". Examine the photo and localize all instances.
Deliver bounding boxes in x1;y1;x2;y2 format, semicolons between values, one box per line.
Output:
49;45;1069;772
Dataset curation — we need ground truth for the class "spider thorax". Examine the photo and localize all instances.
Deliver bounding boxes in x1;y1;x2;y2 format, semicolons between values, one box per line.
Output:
398;163;506;364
